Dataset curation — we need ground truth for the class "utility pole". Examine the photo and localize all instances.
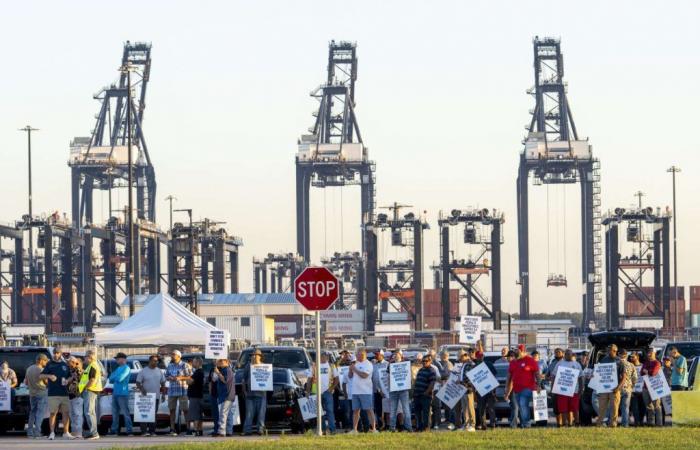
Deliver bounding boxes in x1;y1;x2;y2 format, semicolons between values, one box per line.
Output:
165;195;177;235
667;166;681;331
19;126;39;284
122;63;137;317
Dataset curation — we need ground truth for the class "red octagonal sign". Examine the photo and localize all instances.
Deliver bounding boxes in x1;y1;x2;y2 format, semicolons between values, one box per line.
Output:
294;267;339;311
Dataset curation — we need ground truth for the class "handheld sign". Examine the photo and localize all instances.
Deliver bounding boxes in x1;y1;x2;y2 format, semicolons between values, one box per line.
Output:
633;367;644;393
643;373;671;401
436;380;467;410
592;363;618;393
299;395;324;421
378;366;390;396
231;396;241;426
205;329;229;360
552;366;580;397
459;315;482;344
389;361;411;392
251;364;273;391
133;393;156;423
0;381;10;411
466;363;499;397
532;390;549;421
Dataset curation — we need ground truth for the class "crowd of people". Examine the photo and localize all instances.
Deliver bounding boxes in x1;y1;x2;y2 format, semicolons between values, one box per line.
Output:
2;341;691;439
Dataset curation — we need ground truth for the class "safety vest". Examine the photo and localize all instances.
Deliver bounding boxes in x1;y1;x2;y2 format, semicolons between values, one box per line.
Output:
78;362;103;394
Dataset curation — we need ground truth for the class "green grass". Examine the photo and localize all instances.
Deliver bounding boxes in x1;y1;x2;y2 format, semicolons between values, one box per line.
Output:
121;428;700;450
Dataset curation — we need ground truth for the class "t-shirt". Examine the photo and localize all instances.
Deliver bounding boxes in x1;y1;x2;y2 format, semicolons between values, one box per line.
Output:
319;363;338;393
642;359;661;379
350;360;374;396
24;364;47;397
136;366;165;394
188;368;205;398
671;355;688;387
0;368;17;386
413;366;437;398
43;359;70;397
508;356;539;393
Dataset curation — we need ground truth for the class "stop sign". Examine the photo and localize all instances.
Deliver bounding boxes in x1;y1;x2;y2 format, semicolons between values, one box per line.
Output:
294;267;339;311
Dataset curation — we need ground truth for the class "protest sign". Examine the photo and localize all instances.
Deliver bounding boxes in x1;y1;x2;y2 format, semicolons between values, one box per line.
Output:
231;396;241;425
299;395;324;421
389;361;411;392
459;315;482;344
644;373;671;401
552;366;580;397
466;363;498;397
592;363;618;393
0;381;11;411
532;390;549;421
251;364;273;391
378;366;390;396
436;380;467;410
661;395;672;415
633;367;644;393
133;393;156;423
205;329;229;360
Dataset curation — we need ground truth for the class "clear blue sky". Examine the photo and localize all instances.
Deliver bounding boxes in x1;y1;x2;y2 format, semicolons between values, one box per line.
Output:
1;1;698;315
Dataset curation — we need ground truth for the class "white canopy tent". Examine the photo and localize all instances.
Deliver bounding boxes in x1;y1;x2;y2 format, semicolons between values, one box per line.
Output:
95;293;228;347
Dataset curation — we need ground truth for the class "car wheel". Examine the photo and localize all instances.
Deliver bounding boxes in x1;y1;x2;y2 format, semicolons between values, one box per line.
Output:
41;418;50;435
97;421;110;436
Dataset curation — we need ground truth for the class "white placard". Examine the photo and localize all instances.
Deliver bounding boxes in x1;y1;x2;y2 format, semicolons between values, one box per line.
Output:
298;395;324;421
339;366;350;386
389;361;411;392
532;390;548;421
205;329;229;360
459;315;482;344
250;364;273;391
378;366;390;396
593;363;618;394
661;395;672;415
436;380;467;410
552;367;580;397
633;367;644;393
643;373;671;401
231;396;241;426
466;363;498;397
0;381;11;411
133;393;156;423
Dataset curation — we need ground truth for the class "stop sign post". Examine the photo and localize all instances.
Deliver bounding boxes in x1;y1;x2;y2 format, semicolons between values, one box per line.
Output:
294;267;339;436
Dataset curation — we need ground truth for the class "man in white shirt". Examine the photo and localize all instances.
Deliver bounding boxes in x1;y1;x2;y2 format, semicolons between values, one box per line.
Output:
372;351;390;430
348;349;377;433
309;353;339;434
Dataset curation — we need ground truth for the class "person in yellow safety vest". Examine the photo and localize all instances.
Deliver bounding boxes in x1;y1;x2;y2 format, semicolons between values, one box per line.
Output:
79;350;103;440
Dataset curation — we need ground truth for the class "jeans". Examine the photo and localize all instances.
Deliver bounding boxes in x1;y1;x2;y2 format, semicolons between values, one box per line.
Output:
211;396;220;434
28;395;48;437
642;390;662;426
630;392;644;426
413;395;431;431
243;395;267;434
111;395;133;434
389;390;412;431
620;390;632;427
217;399;233;435
509;395;519;428
430;391;442;428
82;390;98;437
477;392;496;428
514;389;533;428
70;397;84;435
321;391;336;433
341;398;352;429
139;399;159;434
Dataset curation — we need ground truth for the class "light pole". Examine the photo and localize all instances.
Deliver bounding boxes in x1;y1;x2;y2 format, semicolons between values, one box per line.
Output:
667;166;681;331
19;126;39;284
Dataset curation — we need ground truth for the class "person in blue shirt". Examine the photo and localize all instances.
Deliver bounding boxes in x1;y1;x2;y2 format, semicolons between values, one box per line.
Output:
670;347;689;390
108;353;133;435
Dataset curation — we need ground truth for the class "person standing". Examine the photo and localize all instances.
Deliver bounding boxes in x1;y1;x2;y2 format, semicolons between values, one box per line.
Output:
24;353;50;438
348;349;377;433
618;349;637;428
628;352;645;426
596;344;626;428
44;347;71;440
242;350;268;436
413;355;436;432
641;348;662;426
307;353;338;435
65;357;84;439
669;347;688;391
473;351;497;430
554;349;582;427
387;352;413;432
135;355;166;436
186;357;205;436
546;348;564;427
504;344;541;428
79;350;103;440
108;353;133;436
165;350;192;436
458;351;476;432
337;351;353;430
505;350;519;428
432;351;452;430
372;351;389;430
213;358;236;437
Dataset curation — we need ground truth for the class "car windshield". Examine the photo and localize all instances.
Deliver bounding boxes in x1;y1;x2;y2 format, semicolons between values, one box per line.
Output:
665;343;700;360
238;349;309;370
0;349;51;381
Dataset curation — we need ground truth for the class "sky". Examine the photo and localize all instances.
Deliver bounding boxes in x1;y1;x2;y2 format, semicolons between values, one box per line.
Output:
0;1;698;317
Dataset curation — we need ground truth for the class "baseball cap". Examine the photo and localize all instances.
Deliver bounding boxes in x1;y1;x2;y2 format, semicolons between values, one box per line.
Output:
171;349;182;357
517;344;526;353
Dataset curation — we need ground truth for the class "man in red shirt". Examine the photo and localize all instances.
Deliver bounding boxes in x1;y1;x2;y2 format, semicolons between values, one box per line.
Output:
641;348;662;426
504;344;541;428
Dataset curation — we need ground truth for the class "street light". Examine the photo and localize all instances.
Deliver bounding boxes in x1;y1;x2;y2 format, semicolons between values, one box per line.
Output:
19;125;39;284
667;166;681;332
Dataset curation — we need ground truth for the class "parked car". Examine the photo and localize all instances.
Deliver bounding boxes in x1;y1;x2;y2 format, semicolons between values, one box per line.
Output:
238;346;312;385
0;346;52;433
233;367;307;433
400;347;429;361
129;354;170;370
438;344;471;363
580;330;656;425
492;360;514;420
100;358;142;375
660;341;700;362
